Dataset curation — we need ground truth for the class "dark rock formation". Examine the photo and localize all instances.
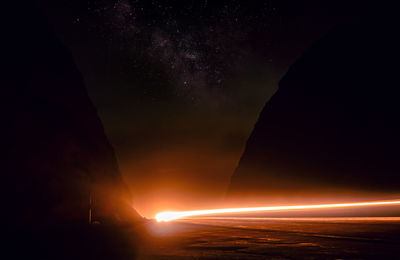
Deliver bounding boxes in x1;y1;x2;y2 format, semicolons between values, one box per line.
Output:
2;1;140;227
228;20;400;200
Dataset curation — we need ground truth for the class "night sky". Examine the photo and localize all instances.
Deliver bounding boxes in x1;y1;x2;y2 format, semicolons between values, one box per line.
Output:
40;0;367;216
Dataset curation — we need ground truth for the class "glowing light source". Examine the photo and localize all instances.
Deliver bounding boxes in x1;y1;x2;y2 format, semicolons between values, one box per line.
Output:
155;199;400;222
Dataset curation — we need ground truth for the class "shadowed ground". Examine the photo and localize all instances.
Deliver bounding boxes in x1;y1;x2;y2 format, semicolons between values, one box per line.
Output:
140;217;400;259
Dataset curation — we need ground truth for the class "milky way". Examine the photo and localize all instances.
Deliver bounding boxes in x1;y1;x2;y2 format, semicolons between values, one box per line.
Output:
85;0;277;104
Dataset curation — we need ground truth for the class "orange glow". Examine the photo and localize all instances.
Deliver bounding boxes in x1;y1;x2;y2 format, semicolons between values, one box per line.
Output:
155;199;400;222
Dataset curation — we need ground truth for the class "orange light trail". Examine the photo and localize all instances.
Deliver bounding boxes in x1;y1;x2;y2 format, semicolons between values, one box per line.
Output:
155;199;400;222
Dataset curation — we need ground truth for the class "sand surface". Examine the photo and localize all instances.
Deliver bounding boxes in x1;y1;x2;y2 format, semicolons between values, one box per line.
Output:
139;217;400;259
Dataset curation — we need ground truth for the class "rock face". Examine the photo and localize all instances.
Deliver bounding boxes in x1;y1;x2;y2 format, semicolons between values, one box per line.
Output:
228;20;400;200
3;1;140;226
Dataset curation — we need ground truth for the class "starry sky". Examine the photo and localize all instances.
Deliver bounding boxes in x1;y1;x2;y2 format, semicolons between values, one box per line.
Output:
41;0;365;216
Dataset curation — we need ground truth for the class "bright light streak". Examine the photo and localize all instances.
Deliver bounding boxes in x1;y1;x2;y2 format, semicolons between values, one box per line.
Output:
155;199;400;222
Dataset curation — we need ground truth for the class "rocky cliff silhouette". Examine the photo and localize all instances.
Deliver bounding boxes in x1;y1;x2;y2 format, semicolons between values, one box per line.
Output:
2;1;140;227
228;20;400;201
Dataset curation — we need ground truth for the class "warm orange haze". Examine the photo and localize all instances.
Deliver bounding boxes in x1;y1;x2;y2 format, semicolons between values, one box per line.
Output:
155;199;400;222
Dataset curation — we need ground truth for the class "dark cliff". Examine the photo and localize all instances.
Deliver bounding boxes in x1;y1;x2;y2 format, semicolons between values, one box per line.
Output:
2;1;140;226
228;20;400;201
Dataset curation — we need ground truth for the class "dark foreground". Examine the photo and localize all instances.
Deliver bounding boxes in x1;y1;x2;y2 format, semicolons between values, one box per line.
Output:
7;218;400;259
140;217;400;259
